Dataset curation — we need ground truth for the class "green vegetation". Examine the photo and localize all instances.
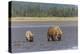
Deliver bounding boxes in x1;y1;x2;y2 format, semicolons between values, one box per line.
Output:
11;1;78;17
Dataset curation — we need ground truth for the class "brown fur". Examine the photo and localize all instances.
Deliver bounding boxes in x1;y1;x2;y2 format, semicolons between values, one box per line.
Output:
47;26;63;41
25;31;33;42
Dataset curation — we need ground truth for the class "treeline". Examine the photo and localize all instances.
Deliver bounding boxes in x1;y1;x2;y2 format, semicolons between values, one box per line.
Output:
11;2;78;17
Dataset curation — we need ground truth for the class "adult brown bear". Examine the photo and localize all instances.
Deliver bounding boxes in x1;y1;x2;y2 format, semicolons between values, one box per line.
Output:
47;26;63;41
25;31;33;42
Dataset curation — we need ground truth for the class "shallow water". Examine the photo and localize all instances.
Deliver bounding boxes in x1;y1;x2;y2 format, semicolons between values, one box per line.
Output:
11;25;78;53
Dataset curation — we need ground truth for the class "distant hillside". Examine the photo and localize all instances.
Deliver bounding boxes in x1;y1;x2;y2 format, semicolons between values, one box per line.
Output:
11;1;78;17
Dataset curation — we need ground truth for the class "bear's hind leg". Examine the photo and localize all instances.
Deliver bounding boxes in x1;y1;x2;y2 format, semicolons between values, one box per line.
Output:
47;36;50;41
47;34;51;41
51;35;55;41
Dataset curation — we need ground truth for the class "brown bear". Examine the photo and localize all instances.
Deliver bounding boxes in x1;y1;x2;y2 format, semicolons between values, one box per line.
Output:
47;26;63;41
25;31;33;42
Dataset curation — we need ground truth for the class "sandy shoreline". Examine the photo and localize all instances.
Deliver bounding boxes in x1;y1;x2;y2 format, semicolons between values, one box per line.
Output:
10;17;78;22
